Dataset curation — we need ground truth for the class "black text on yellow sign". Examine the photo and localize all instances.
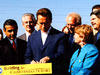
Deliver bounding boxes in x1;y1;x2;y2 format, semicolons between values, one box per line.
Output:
0;63;52;75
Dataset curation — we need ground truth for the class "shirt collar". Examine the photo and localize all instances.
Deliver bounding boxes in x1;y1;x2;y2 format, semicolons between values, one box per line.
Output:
7;37;17;44
25;31;31;41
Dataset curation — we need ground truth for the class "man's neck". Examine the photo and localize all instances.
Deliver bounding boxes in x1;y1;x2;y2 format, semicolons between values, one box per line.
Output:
93;29;99;36
41;27;51;33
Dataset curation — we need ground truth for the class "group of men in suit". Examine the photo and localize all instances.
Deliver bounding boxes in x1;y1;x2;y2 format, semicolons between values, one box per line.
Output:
1;5;100;75
24;8;71;75
0;13;36;64
0;8;71;75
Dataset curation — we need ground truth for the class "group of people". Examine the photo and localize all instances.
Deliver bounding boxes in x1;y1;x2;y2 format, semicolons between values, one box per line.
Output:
0;5;100;75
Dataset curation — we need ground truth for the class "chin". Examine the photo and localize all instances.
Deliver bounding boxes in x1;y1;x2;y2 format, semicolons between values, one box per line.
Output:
74;41;78;44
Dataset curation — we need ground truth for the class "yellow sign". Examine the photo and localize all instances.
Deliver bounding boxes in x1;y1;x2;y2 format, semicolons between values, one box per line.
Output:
0;63;52;75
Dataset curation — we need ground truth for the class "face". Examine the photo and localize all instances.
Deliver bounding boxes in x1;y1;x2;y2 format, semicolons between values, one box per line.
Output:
37;15;51;32
91;14;100;30
74;33;83;44
22;16;35;33
0;34;3;40
4;25;17;40
66;17;77;33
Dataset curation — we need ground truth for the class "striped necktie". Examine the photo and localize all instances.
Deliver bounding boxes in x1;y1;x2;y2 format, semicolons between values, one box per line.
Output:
12;40;16;51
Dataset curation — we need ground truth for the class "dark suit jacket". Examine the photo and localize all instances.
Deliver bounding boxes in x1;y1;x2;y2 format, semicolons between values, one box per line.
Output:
0;37;27;65
25;27;70;75
18;33;26;41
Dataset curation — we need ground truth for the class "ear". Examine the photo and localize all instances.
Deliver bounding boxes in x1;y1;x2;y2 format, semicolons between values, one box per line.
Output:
22;23;25;28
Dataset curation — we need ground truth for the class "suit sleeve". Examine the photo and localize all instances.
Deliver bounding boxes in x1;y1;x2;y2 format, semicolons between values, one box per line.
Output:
76;48;99;75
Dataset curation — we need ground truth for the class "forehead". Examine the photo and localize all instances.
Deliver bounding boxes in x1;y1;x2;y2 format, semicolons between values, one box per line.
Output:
93;8;100;12
22;16;33;21
5;25;17;30
37;15;48;21
91;14;98;19
66;16;76;24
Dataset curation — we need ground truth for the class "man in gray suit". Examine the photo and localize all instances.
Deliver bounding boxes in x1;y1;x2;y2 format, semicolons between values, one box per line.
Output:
18;13;36;41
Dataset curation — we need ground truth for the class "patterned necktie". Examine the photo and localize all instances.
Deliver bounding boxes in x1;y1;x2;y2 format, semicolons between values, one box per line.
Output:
12;40;16;51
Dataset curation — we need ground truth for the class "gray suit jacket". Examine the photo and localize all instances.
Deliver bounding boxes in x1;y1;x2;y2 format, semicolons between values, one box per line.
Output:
18;33;26;41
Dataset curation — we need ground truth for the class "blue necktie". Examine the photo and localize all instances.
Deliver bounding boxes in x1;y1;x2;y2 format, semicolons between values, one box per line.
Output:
69;34;73;45
97;31;100;41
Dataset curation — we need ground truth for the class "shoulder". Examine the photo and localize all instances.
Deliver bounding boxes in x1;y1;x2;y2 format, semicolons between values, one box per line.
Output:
17;38;27;44
83;44;99;55
85;44;98;50
30;30;40;37
2;37;10;45
18;33;26;38
50;27;66;36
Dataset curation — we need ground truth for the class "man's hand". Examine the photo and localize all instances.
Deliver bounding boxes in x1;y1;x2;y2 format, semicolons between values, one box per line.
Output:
30;60;39;64
39;56;50;63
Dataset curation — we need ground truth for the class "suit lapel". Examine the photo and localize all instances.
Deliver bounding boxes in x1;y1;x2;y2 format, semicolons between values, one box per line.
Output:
35;31;43;50
4;37;17;53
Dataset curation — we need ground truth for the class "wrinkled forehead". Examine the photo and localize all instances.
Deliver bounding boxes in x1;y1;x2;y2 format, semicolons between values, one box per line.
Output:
66;16;76;24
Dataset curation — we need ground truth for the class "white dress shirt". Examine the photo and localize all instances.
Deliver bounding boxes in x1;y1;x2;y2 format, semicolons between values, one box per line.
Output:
41;27;51;45
26;31;31;41
8;38;17;46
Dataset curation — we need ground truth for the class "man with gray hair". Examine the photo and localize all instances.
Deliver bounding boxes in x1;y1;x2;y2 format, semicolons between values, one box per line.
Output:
62;12;81;45
18;13;36;41
65;12;81;34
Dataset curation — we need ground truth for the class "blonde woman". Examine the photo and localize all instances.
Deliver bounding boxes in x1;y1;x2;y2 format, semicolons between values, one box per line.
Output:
69;24;100;75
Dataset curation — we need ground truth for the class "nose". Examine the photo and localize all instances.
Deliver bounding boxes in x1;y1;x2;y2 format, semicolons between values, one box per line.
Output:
90;20;94;25
11;31;14;34
27;22;30;25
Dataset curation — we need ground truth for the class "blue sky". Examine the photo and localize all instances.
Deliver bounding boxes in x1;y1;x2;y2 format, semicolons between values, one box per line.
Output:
0;0;100;37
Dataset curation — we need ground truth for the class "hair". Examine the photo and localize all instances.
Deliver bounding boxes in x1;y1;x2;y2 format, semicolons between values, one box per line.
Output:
22;13;36;23
92;4;100;11
90;10;100;18
36;8;52;22
66;12;82;25
74;24;94;44
0;28;3;35
3;19;18;30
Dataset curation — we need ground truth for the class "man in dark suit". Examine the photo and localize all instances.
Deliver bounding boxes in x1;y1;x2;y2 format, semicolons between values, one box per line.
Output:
25;8;70;75
62;12;82;56
0;19;27;65
18;13;36;41
90;10;100;43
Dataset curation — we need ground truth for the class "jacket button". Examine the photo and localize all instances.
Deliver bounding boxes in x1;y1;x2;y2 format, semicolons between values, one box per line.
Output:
79;60;81;63
71;70;73;72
